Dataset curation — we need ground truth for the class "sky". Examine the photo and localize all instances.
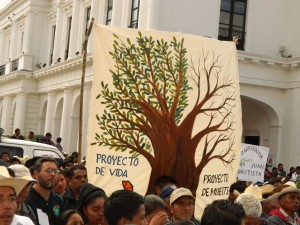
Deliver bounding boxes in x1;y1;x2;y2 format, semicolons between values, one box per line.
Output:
0;0;11;11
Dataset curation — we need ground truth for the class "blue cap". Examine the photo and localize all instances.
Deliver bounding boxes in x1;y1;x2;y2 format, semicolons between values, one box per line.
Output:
160;185;177;199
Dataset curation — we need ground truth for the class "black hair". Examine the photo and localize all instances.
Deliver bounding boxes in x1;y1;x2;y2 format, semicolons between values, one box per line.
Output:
155;175;178;188
29;131;34;135
7;167;16;177
268;177;281;185
62;158;74;169
65;164;87;179
0;151;9;158
104;190;145;225
34;157;57;171
15;128;20;133
144;194;166;216
201;199;245;225
57;210;82;225
56;137;62;142
229;181;246;193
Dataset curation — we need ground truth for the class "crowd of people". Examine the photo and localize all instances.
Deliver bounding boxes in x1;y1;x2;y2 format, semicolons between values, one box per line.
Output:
1;130;300;225
9;128;64;152
1;153;300;225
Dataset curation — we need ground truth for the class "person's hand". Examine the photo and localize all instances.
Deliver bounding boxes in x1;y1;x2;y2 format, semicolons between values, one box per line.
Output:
149;211;169;225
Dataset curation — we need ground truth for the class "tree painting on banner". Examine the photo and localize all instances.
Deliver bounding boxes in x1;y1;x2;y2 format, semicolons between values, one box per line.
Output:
88;25;242;217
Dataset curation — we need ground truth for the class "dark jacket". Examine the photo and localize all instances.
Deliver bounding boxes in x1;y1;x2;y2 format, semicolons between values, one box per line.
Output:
16;202;37;225
62;187;77;211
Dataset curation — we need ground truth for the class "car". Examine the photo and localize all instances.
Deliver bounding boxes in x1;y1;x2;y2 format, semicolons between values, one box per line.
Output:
0;128;64;165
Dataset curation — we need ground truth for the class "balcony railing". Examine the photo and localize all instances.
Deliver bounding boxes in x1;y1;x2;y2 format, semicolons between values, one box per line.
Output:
0;64;5;76
218;27;245;50
11;58;19;71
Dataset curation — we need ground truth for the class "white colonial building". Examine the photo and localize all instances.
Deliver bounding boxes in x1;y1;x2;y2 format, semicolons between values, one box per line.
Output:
1;0;300;166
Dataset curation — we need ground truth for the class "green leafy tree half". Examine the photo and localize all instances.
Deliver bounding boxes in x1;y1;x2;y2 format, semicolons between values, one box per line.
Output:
92;32;237;194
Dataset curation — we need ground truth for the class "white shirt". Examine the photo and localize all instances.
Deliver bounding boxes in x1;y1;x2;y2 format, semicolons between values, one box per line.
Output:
11;214;35;225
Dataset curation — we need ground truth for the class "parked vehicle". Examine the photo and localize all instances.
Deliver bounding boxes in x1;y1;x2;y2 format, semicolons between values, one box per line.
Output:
0;128;64;164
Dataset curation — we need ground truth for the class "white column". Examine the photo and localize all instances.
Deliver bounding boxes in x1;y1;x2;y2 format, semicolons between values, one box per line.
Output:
69;0;80;58
10;22;18;59
60;88;73;152
269;125;281;166
147;0;161;29
52;4;64;64
13;93;27;133
0;30;4;64
82;84;92;158
87;0;100;52
23;12;34;54
0;96;13;136
44;92;56;134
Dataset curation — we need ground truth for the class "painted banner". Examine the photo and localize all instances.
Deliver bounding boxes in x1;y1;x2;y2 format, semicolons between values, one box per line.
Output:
87;24;242;218
238;143;269;183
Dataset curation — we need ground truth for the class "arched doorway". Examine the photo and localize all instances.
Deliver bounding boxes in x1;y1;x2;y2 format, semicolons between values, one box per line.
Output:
241;96;280;165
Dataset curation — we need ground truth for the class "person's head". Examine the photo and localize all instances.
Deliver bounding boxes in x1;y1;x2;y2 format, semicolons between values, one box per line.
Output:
65;165;88;192
104;190;147;225
57;210;83;225
235;193;262;225
53;169;67;196
290;167;295;173
34;157;59;190
56;137;62;143
201;199;245;225
9;164;37;205
0;151;9;162
28;131;34;139
62;158;75;169
9;156;21;165
14;128;20;136
0;186;17;225
0;166;29;225
228;181;247;202
266;184;300;216
79;189;107;225
45;132;52;140
296;166;300;174
144;194;167;223
268;177;282;188
278;163;284;171
155;175;177;196
169;187;195;222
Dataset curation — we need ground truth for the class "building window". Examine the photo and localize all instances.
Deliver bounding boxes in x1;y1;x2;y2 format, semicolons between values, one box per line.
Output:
218;0;247;50
85;6;91;34
65;17;72;60
129;0;140;28
50;25;56;65
106;0;113;25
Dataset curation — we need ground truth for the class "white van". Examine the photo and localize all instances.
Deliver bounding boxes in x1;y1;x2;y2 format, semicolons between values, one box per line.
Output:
0;136;65;164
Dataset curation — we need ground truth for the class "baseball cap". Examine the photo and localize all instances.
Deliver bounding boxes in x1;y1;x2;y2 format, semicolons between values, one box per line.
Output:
9;164;37;183
160;185;177;199
170;187;194;205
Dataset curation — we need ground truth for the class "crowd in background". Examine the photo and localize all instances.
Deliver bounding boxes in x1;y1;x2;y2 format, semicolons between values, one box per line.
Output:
1;129;300;225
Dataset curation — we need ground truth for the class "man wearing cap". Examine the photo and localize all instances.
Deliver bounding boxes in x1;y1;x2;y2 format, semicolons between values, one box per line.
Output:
168;187;200;225
0;166;35;225
266;184;300;225
9;164;37;224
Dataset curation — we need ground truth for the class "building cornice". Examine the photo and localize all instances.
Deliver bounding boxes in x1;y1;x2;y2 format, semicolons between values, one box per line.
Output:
238;50;300;69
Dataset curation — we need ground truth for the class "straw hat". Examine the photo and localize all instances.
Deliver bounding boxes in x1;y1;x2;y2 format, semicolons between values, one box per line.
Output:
259;184;274;196
0;166;31;195
244;184;262;200
262;184;300;205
